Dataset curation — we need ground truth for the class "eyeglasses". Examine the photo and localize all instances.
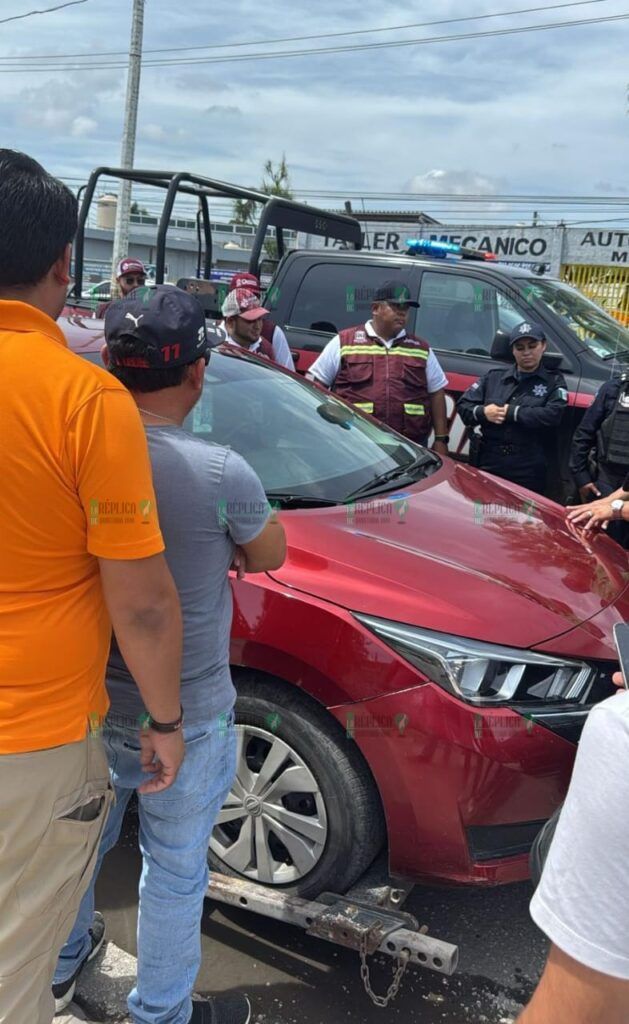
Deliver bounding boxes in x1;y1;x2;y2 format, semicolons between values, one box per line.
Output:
121;275;146;286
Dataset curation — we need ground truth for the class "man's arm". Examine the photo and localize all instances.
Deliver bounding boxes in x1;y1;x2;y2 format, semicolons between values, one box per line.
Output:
306;335;341;387
429;389;448;453
425;350;449;453
520;692;629;1022
219;450;287;574
99;553;184;794
517;945;629;1024
239;517;286;572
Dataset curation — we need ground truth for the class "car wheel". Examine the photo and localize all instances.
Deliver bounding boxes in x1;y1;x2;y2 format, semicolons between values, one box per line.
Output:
208;676;386;899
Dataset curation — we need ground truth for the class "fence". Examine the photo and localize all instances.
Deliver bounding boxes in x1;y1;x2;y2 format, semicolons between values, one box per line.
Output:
561;263;629;325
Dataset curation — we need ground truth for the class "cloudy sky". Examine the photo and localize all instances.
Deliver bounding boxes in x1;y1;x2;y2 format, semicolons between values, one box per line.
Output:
2;0;629;223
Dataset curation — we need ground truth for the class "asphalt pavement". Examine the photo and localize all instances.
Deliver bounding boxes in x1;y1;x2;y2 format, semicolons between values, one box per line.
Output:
87;808;547;1024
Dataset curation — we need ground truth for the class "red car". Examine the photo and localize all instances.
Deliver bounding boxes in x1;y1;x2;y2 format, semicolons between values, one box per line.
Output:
64;315;626;898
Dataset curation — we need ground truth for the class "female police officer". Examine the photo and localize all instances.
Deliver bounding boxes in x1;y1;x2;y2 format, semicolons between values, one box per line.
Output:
457;321;568;495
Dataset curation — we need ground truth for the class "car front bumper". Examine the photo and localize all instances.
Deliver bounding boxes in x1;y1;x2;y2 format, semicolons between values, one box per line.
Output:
329;681;576;886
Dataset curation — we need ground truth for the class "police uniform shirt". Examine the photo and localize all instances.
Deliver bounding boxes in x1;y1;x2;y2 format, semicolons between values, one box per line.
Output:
458;363;568;443
308;320;448;393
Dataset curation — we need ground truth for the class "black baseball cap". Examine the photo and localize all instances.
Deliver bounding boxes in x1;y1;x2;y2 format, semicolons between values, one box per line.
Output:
373;281;420;308
509;321;546;345
105;285;209;368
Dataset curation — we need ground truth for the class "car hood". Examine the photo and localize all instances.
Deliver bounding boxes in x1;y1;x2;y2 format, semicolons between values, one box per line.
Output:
268;459;629;649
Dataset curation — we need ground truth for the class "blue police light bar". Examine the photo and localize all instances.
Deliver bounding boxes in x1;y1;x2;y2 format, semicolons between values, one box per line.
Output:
406;238;497;262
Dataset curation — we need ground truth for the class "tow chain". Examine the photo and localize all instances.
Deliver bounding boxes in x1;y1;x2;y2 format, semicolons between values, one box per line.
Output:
359;928;410;1007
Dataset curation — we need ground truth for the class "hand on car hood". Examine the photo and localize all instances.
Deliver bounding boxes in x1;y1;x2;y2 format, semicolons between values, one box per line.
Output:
268;460;629;650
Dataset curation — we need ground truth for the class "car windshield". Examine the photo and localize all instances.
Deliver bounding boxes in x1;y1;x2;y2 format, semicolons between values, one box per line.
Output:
521;278;629;359
183;350;430;503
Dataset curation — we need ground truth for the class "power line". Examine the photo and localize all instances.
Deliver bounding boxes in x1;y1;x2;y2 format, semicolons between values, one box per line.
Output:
0;10;626;72
293;191;629;205
0;0;88;26
0;0;610;60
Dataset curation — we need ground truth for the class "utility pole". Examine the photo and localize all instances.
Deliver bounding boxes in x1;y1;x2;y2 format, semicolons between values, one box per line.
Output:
111;0;145;290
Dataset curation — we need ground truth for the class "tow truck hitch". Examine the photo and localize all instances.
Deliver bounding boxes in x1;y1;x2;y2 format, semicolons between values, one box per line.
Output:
207;858;458;1007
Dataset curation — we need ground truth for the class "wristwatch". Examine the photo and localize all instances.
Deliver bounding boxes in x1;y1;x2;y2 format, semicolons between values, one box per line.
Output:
141;706;184;734
611;498;625;520
434;434;450;443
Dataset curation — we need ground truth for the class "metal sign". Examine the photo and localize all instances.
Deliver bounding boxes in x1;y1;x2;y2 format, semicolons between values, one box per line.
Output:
298;223;629;276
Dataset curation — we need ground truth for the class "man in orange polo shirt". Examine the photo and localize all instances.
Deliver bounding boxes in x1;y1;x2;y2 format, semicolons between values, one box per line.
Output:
0;150;184;1024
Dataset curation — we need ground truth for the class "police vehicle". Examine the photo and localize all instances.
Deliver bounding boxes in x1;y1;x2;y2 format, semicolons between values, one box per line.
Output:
68;168;629;500
265;239;629;500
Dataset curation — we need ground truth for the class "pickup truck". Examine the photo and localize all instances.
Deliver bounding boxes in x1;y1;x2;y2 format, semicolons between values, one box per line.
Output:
68;167;629;500
262;246;629;500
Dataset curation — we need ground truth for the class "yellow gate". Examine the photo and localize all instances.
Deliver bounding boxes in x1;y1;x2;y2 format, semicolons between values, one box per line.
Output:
561;263;629;325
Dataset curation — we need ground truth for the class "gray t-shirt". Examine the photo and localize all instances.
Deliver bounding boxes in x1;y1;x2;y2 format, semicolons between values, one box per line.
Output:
530;689;629;979
107;426;269;724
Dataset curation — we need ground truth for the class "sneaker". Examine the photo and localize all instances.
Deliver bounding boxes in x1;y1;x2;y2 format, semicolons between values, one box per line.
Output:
190;993;251;1024
53;912;106;1014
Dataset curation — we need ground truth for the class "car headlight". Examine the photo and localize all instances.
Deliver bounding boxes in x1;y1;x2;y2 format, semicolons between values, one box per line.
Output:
355;614;595;706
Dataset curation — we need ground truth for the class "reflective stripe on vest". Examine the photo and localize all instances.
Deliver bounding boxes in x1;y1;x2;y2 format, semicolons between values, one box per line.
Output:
333;325;432;444
339;345;428;360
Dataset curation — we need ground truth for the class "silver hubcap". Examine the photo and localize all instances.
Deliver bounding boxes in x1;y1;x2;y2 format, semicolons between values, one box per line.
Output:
210;724;328;885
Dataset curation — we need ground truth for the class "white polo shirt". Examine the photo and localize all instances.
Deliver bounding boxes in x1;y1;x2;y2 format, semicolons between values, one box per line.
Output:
308;321;448;392
218;320;294;370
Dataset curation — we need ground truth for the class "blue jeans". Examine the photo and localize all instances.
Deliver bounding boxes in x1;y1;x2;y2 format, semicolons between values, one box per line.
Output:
54;709;237;1024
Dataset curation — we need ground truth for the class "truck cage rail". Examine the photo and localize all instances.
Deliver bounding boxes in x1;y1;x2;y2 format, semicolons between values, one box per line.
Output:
70;167;362;302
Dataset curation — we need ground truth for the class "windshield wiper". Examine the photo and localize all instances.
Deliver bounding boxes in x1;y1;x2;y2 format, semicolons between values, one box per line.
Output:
266;492;340;508
602;349;629;361
343;452;439;502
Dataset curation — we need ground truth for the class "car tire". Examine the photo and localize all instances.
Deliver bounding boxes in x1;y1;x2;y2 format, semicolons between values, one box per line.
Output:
208;675;386;899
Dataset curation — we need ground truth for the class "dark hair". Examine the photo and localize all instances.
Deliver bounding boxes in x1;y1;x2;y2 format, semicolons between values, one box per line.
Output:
107;334;191;393
0;149;78;287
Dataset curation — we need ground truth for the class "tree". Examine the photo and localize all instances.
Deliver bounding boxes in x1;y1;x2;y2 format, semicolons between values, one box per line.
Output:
261;155;292;201
130;200;149;216
230;155;293;229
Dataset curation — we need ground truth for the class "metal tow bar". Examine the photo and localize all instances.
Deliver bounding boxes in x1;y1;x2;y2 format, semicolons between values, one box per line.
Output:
207;872;458;1007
